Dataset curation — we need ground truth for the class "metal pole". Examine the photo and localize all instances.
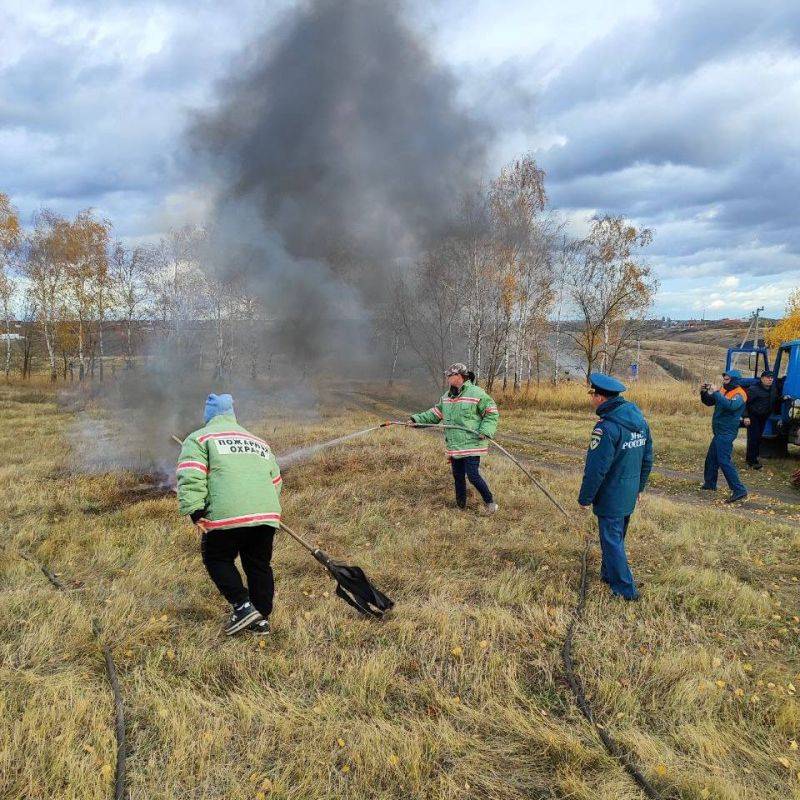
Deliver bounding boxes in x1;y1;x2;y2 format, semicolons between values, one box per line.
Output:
553;237;567;383
383;421;568;519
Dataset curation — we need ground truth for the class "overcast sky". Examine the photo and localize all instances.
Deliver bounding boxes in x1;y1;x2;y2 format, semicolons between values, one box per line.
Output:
2;0;799;318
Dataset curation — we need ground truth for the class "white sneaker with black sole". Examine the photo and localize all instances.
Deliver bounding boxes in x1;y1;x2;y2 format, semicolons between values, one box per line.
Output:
224;601;262;636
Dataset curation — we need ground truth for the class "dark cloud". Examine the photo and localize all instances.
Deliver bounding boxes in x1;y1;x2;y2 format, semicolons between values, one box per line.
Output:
512;0;800;307
0;1;276;236
542;1;800;114
1;0;798;316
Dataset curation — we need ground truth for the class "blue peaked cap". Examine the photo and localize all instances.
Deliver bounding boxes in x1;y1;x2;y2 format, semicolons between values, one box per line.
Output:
203;393;234;424
589;372;627;395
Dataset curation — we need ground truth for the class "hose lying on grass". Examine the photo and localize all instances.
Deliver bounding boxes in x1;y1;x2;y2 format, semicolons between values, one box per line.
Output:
21;550;127;800
380;420;664;800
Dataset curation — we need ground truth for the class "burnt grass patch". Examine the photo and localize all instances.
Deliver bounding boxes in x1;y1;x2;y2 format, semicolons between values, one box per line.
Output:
81;471;176;515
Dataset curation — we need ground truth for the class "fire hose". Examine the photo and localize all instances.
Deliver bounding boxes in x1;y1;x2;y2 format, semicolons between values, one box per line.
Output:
170;422;662;795
380;420;664;799
20;550;127;800
380;421;568;517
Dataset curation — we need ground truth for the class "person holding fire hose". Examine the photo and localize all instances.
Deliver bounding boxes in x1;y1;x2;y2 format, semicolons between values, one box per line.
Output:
176;393;282;636
578;373;653;602
409;363;500;514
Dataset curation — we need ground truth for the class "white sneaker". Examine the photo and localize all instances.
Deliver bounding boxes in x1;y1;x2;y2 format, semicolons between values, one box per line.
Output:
482;502;499;516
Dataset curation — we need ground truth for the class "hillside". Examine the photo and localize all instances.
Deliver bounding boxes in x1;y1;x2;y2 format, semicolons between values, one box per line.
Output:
1;381;799;800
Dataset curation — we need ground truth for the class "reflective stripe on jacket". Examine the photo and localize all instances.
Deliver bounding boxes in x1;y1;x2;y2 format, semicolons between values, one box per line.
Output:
411;380;500;458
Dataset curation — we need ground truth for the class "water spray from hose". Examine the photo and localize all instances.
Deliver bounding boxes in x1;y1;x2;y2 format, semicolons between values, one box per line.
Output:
279;426;381;467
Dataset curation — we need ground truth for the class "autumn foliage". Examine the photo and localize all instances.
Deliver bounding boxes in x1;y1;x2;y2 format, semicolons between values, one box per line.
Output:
766;288;800;347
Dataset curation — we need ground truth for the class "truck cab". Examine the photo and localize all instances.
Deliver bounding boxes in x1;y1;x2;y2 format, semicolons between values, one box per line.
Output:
726;339;799;457
725;344;770;378
769;339;800;453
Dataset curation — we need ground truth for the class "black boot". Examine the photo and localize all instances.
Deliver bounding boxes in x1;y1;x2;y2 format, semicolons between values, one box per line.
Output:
725;491;748;504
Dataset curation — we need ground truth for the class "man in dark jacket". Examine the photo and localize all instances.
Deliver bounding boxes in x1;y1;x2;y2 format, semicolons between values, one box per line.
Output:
700;369;748;502
742;370;776;469
578;373;654;601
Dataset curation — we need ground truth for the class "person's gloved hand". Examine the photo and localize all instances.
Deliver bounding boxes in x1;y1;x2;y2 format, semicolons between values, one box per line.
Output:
189;509;208;532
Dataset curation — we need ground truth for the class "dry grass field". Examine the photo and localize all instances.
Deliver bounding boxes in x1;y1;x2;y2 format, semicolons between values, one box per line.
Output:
1;379;799;799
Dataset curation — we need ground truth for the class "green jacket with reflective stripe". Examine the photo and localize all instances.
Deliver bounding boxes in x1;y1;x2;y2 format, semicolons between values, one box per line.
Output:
176;414;282;530
411;381;500;458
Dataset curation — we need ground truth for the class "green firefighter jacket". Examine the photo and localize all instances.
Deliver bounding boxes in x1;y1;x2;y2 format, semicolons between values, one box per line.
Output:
411;380;500;458
176;414;282;531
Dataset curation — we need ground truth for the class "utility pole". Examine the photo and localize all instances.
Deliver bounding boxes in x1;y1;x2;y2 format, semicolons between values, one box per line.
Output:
753;306;764;347
741;306;765;348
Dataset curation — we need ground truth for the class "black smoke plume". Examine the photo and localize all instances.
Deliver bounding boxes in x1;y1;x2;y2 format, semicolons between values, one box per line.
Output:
190;0;491;365
68;0;493;479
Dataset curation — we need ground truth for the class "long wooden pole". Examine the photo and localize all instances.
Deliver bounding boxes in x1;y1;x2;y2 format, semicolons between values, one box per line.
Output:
382;421;569;519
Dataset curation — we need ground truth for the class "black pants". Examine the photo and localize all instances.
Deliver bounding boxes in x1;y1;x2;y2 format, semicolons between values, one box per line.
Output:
451;455;493;508
745;415;767;465
201;525;275;617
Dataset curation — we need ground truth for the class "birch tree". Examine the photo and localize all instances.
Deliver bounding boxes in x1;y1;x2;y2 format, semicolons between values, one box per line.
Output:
25;211;69;382
0;193;21;380
148;225;207;337
63;211;111;380
567;215;657;379
478;154;554;391
0;269;16;380
394;241;463;390
111;242;152;368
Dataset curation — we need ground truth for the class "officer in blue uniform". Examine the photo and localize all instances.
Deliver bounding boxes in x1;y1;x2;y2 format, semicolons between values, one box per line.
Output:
578;373;654;601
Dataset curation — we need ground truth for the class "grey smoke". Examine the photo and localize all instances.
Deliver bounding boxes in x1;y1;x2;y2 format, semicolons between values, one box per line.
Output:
68;0;493;478
190;0;492;364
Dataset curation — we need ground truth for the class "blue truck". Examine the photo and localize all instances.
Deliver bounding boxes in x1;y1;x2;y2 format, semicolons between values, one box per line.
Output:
726;338;800;458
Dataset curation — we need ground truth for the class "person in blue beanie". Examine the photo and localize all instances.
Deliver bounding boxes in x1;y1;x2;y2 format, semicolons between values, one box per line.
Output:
177;393;283;636
578;373;654;601
699;370;748;503
203;392;234;423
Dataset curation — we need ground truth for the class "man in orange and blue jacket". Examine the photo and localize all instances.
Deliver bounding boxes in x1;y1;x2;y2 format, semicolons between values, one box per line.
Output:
700;369;748;503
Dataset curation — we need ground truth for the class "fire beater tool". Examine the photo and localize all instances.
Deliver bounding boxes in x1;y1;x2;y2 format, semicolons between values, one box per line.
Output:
171;433;393;619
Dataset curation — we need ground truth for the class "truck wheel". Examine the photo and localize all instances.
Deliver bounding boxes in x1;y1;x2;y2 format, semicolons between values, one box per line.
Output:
760;435;789;459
